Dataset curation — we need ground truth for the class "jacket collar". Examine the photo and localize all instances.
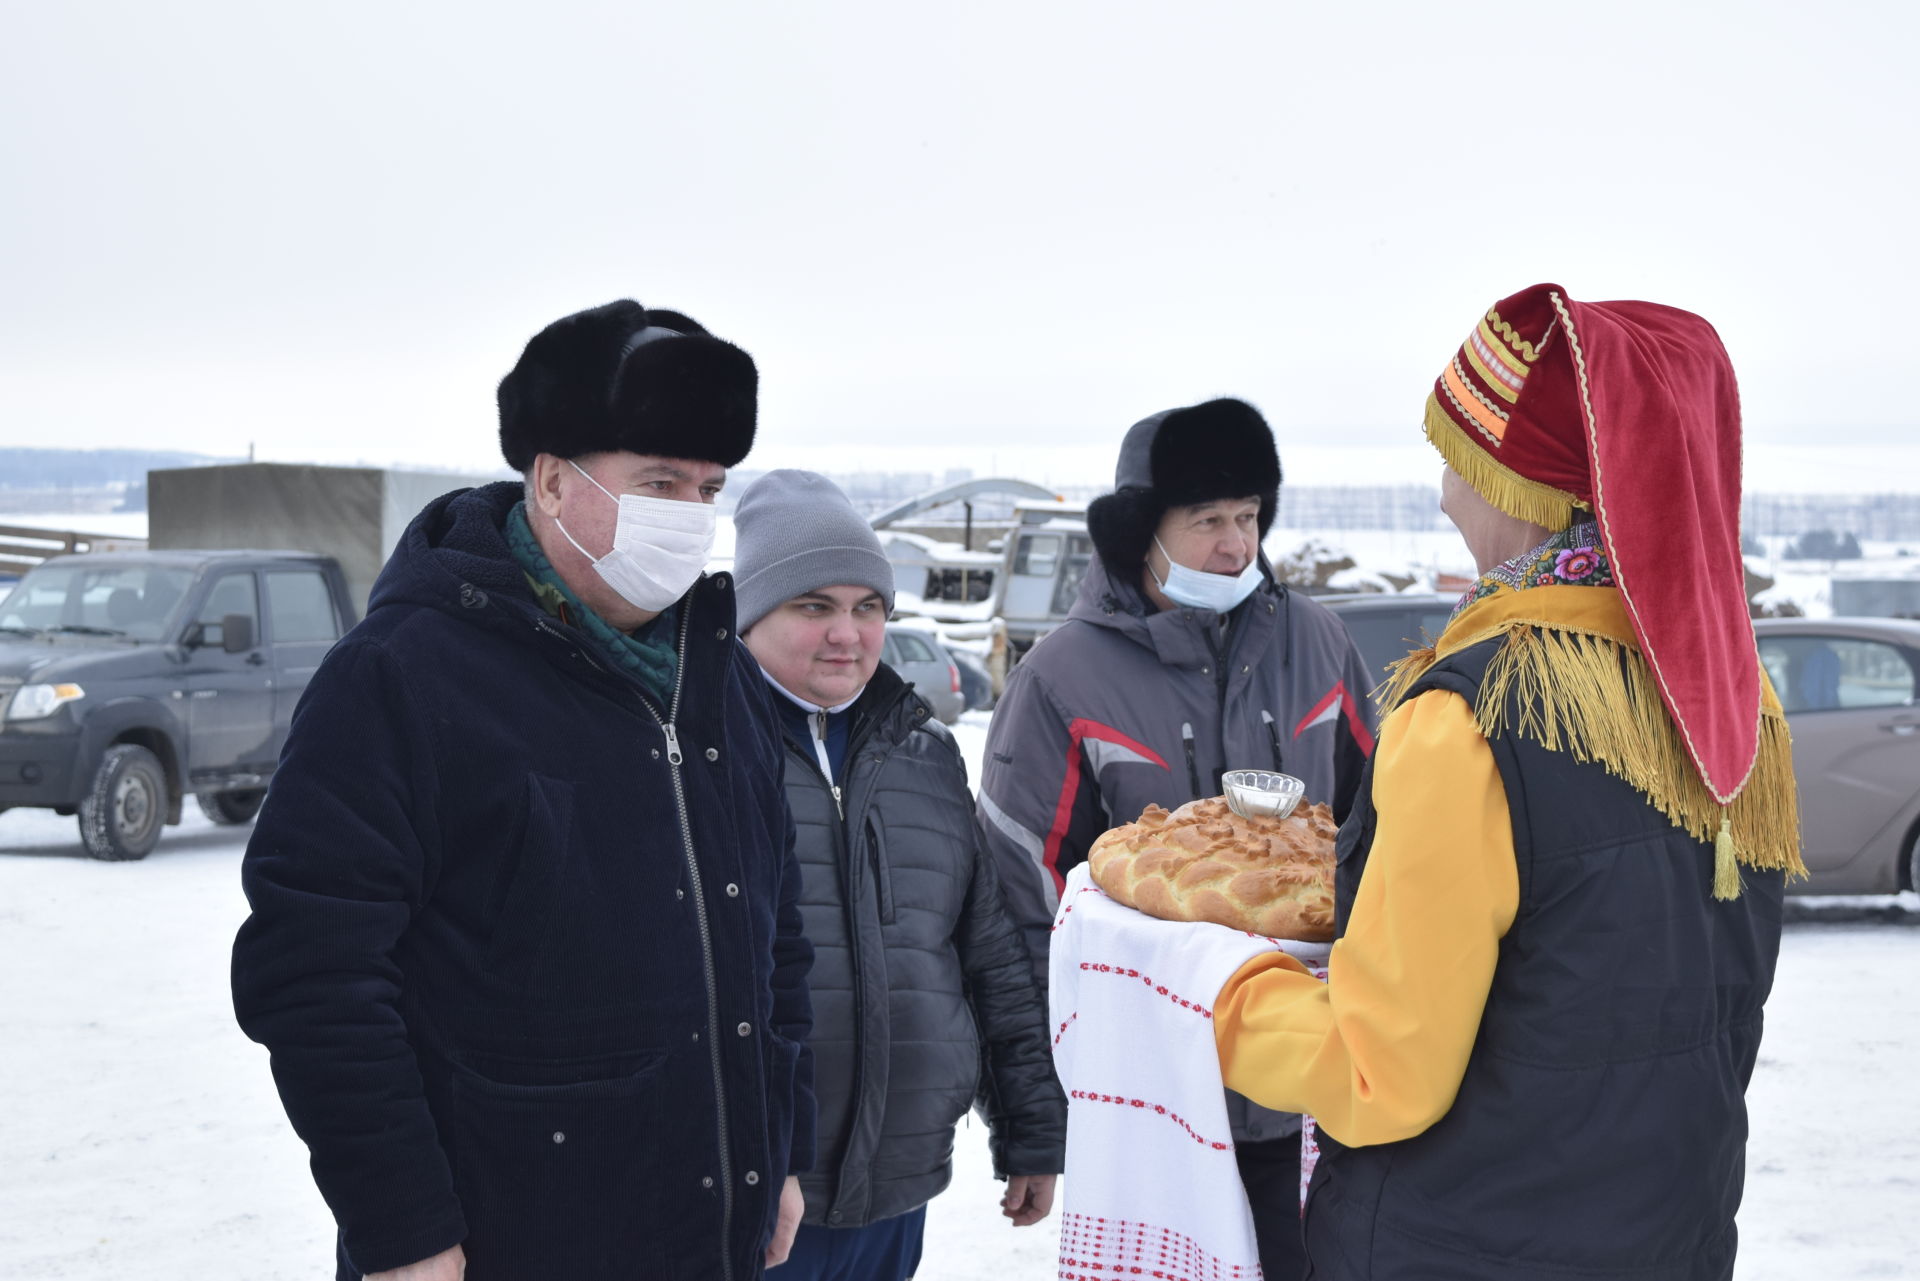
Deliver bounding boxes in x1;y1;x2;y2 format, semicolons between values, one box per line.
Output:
776;661;924;757
849;663;925;744
373;482;737;708
761;669;861;715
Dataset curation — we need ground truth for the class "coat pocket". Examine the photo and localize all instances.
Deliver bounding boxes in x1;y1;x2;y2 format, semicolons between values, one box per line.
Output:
441;1050;675;1277
482;774;575;980
865;814;896;926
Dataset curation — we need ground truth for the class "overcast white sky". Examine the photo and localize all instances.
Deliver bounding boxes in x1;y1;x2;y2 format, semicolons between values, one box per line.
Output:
2;1;1915;488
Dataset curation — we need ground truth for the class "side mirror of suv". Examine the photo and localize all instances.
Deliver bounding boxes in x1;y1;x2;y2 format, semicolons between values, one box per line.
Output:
221;614;255;654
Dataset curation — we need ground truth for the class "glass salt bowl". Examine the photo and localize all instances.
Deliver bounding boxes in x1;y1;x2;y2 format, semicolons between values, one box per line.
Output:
1222;769;1306;821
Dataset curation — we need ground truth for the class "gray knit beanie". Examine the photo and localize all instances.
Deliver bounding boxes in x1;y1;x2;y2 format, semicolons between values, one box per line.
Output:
733;470;896;632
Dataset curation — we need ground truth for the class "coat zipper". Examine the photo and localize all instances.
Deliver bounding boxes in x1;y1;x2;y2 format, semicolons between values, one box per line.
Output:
1262;709;1286;774
815;708;843;819
1212;621;1233;796
1181;721;1202;797
539;609;737;1280
784;738;858;1219
654;607;737;1281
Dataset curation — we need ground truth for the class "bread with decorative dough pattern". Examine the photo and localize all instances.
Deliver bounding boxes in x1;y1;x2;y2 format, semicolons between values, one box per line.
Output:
1087;796;1337;941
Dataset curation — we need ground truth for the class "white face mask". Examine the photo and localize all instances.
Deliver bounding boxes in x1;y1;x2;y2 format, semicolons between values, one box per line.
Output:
554;460;717;612
1152;537;1264;613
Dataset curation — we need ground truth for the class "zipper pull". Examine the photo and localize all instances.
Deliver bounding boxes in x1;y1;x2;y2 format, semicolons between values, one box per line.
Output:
1262;709;1285;773
811;708;838;797
831;784;845;821
662;722;684;765
1181;721;1202;798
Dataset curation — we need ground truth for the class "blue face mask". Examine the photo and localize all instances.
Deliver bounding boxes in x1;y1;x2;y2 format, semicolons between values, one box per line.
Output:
1151;537;1264;613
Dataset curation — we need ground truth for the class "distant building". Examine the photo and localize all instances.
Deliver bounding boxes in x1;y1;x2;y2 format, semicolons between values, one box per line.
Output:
1274;485;1450;533
1832;579;1920;619
1744;493;1920;544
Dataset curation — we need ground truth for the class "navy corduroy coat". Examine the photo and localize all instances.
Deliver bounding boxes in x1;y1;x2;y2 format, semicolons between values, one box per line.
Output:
232;483;814;1281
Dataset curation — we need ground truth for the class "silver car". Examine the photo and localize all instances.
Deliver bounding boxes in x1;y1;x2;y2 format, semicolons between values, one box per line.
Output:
883;625;965;725
1755;616;1920;895
1321;604;1920;896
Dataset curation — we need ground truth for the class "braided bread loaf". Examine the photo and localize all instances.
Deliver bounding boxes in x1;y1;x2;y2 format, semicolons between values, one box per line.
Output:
1088;797;1338;942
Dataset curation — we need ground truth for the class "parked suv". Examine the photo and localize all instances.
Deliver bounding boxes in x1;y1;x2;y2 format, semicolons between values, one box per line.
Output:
0;550;355;860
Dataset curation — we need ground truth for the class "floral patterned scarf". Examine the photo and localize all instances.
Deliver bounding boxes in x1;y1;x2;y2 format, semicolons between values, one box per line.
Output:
1452;519;1613;617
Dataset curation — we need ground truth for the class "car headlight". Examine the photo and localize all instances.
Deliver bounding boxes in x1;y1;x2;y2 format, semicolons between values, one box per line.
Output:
6;683;85;722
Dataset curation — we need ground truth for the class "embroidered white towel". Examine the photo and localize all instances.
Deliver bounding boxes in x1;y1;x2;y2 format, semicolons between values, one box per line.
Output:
1049;863;1329;1281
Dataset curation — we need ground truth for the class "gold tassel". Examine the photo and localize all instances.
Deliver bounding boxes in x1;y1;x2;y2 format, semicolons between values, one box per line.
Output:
1461;624;1807;881
1374;643;1439;714
1713;818;1742;900
1423;397;1587;531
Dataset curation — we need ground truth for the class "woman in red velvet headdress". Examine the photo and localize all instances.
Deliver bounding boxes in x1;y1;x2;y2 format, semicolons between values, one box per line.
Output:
1213;284;1804;1280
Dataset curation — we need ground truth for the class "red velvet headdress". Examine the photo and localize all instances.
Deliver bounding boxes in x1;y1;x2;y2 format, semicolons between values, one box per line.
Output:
1425;283;1762;806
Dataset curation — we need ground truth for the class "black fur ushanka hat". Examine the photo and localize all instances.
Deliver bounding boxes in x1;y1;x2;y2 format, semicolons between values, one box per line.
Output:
496;300;758;472
1085;397;1282;576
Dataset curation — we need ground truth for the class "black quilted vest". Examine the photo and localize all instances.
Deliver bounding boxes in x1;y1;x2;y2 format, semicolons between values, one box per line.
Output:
1304;631;1785;1281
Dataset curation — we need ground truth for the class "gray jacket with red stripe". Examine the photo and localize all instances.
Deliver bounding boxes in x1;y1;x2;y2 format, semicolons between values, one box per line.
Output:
976;553;1376;1142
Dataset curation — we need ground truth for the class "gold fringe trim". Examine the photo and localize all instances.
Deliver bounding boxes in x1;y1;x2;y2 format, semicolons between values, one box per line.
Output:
1424;396;1589;531
1713;820;1742;900
1376;642;1440;716
1376;624;1806;883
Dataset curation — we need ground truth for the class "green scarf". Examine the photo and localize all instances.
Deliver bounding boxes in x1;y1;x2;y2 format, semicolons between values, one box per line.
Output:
504;502;678;703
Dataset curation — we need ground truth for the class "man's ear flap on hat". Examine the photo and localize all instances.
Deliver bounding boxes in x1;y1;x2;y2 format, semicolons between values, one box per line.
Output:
1087;487;1163;577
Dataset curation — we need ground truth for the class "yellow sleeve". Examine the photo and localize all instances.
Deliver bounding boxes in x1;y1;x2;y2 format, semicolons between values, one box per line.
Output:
1213;688;1520;1147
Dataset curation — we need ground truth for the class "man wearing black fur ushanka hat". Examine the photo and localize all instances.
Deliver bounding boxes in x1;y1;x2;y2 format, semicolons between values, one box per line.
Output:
234;300;816;1281
976;397;1376;1279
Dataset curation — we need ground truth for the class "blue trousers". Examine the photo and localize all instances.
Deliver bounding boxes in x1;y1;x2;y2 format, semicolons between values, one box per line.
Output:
774;1206;927;1281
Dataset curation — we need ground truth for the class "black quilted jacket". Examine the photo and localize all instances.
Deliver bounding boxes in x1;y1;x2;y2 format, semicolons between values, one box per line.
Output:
777;662;1066;1228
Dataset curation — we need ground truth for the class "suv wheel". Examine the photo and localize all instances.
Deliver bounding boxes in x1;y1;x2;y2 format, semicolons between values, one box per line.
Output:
198;789;266;826
78;744;168;861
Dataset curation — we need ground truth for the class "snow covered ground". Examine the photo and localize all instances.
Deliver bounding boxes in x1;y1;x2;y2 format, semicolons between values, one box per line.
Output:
0;713;1912;1278
1747;537;1920;620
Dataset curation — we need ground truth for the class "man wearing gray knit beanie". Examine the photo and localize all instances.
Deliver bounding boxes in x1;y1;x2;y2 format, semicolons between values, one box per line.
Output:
734;470;1066;1281
734;469;897;657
